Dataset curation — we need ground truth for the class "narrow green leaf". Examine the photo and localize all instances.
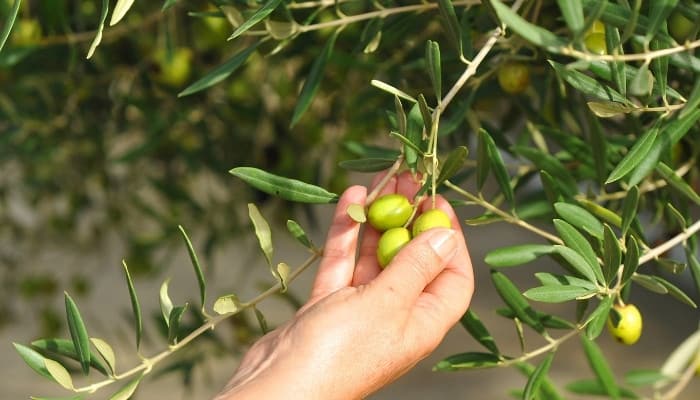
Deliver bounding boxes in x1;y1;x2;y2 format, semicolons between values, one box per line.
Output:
624;369;669;387
404;103;424;171
585;296;614;340
433;352;501;371
576;199;624;231
168;303;189;344
436;0;463;55
248;203;274;269
357;18;382;54
553;219;599;272
162;0;178;11
109;374;143;400
656;162;700;206
651;36;670;100
436;146;468;188
159;279;174;327
394;95;407;135
213;294;242;315
370;79;417;103
523;352;555;400
110;0;135;26
230;167;339;203
628;110;700;186
535;272;597;290
14;343;52;380
64;292;91;375
30;338;108;376
286;219;313;248
687;251;700;301
602;224;621;286
485;244;555;267
644;0;679;44
178;225;207;311
587;114;608;186
120;261;142;351
44;359;74;390
290;30;338;128
417;94;433;134
556;0;584;38
253;307;270;334
229;0;283;40
514;146;577;196
90;338;116;375
178;42;260;97
0;0;22;54
550;61;629;103
515;362;566;400
490;0;567;51
605;26;626;97
620;186;639;238
491;271;544;333
524;285;597;303
481;129;514;207
566;379;637;398
581;335;621;399
426;40;442;99
554;202;604;239
476;128;491;191
607;124;659;184
632;273;668;294
389;131;424;156
554;245;603;285
652;276;697;308
87;0;109;59
679;78;700;119
459;310;500;355
339;158;396;173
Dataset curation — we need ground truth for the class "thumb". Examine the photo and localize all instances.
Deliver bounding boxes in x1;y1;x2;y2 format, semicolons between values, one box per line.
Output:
370;229;458;301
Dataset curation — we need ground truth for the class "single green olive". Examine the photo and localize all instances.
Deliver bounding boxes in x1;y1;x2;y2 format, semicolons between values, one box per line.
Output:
669;11;696;43
607;303;642;345
584;33;607;55
590;20;606;35
412;209;452;237
154;47;193;87
377;227;411;268
11;19;42;47
497;62;530;95
367;194;413;231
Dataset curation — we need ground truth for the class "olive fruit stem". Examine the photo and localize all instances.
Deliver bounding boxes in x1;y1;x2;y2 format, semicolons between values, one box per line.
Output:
366;155;404;205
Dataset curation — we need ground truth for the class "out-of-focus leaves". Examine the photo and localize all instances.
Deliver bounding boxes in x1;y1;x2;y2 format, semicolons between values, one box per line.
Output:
485;244;555;267
0;0;22;54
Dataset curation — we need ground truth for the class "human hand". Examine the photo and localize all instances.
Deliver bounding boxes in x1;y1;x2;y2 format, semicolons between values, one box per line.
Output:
214;172;474;400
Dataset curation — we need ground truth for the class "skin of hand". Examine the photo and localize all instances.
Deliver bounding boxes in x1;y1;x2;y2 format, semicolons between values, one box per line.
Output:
214;172;474;400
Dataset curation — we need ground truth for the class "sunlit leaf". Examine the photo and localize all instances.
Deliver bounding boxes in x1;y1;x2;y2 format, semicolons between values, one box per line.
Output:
248;203;274;268
0;0;22;54
44;359;73;390
277;262;291;292
159;279;174;327
90;338;116;375
109;374;143;400
87;0;109;58
110;0;135;26
658;330;700;388
346;204;366;223
213;294;242;315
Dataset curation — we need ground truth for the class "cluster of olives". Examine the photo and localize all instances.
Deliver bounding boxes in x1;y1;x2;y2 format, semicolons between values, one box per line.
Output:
607;303;642;345
367;194;452;267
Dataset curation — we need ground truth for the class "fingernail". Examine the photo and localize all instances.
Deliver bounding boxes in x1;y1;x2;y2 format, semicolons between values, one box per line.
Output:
428;229;457;258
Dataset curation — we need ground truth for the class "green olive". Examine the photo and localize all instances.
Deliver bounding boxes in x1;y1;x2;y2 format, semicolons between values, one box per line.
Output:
11;19;42;47
412;209;451;237
584;33;607;55
497;62;530;95
154;47;193;87
607;303;642;345
367;194;413;231
669;11;695;43
377;227;411;268
590;20;606;35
